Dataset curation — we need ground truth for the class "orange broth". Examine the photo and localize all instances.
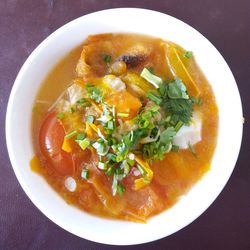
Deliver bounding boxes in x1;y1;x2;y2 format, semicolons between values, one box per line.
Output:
31;33;218;222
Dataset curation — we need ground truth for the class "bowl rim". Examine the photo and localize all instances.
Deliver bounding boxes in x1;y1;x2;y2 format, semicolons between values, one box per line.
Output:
5;8;243;245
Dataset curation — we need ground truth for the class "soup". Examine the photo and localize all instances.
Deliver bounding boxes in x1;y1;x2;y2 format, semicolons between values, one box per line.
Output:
31;33;218;222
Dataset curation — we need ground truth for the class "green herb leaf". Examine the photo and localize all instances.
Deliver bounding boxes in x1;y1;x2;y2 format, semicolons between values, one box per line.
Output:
159;127;176;144
93;141;109;156
76;133;85;141
142;127;176;161
191;96;203;106
103;54;112;63
56;113;65;120
147;91;162;105
105;166;114;176
184;51;193;59
76;98;91;108
117;112;129;118
112;175;118;196
65;130;78;139
168;79;189;99
78;138;90;150
117;183;125;196
86;83;103;103
174;121;184;132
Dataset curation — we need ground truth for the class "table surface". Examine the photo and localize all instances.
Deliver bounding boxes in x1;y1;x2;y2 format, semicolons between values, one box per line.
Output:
1;1;249;249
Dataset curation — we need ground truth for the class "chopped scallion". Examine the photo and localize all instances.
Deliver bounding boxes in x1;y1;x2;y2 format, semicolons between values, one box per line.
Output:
137;164;146;176
56;113;65;120
140;68;162;88
98;162;107;170
81;169;89;180
117;112;129;118
65;130;78;139
117;183;125;196
147;92;162;105
184;51;193;59
86;115;94;124
105;167;114;176
107;120;114;130
78;138;90;150
175;121;184;132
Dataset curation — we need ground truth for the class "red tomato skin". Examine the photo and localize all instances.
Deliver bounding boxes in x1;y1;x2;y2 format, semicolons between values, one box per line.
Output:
39;112;74;176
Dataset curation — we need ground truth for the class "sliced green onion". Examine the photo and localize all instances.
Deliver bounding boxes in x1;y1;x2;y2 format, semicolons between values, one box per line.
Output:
147;92;162;105
107;120;114;130
78;138;90;150
117;112;129;118
117;183;125;196
123;161;130;176
81;169;89;180
175;121;184;132
116;154;124;162
112;105;116;118
65;130;77;139
56;113;65;120
105;167;114;176
97;114;112;123
138;119;150;128
184;51;193;59
86;115;94;124
98;162;107;170
76;133;85;142
127;159;135;166
147;67;155;74
97;128;107;141
107;153;117;162
112;175;118;196
76;98;91;107
93;141;109;156
137;164;146;176
140;68;162;88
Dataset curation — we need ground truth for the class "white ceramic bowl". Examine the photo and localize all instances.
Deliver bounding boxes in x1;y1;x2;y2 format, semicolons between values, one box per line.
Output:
6;8;243;245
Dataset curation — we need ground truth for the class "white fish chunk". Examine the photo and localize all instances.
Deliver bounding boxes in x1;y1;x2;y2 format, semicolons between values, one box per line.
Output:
173;112;202;149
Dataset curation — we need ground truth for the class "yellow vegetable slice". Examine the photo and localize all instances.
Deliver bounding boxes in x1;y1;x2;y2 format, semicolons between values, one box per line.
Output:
134;155;153;190
30;155;42;173
134;178;149;190
163;43;200;96
62;138;72;153
85;122;97;139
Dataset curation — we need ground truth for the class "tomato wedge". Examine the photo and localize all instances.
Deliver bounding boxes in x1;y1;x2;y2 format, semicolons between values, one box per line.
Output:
39;112;74;176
